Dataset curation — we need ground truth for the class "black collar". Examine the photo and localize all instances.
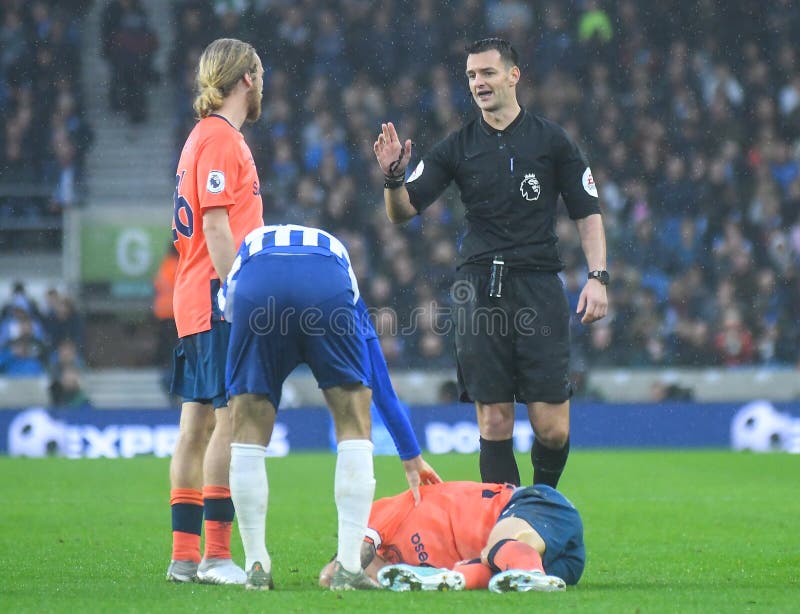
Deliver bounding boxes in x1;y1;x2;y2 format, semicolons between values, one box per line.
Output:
479;108;526;136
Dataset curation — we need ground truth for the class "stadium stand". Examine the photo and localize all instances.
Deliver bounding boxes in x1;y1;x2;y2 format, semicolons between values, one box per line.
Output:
2;1;799;405
166;0;800;378
0;0;92;252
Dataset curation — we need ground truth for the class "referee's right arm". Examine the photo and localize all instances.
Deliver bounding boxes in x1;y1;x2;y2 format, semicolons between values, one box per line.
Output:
374;122;416;223
383;186;416;224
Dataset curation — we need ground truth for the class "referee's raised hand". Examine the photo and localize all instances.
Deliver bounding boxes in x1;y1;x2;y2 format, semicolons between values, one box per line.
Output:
374;122;412;179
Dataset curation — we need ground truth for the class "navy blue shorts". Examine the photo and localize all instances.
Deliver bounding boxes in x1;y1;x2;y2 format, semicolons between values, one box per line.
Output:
226;253;370;407
170;320;230;409
498;484;585;585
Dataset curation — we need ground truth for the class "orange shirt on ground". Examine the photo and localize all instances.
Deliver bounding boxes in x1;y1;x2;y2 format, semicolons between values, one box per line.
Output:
171;114;263;337
366;482;516;567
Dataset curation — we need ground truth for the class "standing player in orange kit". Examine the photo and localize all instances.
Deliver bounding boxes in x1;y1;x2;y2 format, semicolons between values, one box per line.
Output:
167;38;265;584
319;482;585;593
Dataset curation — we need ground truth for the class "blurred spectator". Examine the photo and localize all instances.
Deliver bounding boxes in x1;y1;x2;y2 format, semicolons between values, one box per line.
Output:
0;312;47;376
100;0;158;124
41;288;84;353
152;243;179;392
715;308;755;366
49;363;90;408
1;281;41;322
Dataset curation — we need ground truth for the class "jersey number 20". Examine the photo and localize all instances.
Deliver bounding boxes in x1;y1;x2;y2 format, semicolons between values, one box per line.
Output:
172;171;194;241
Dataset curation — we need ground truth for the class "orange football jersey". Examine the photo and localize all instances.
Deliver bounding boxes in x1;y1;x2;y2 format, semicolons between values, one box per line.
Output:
366;482;516;567
171;115;263;337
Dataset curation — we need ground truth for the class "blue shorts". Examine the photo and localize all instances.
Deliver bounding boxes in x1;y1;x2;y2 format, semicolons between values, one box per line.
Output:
226;253;370;407
498;484;585;585
170;320;230;409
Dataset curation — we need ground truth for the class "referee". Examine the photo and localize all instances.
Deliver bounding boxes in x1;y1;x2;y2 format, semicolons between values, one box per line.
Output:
373;37;608;488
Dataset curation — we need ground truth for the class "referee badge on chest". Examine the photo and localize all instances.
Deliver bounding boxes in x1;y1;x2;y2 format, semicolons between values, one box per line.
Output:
520;173;541;201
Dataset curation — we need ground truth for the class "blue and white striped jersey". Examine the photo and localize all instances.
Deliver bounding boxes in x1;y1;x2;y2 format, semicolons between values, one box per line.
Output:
218;224;360;319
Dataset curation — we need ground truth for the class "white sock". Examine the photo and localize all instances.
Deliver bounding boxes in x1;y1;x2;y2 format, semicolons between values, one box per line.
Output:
334;439;375;573
230;443;271;571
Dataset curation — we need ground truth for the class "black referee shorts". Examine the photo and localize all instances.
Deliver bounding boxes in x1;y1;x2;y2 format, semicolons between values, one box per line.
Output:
453;267;572;405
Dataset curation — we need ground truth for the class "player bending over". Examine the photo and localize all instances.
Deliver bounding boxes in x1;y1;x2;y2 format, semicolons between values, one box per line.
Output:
319;481;584;593
221;224;440;591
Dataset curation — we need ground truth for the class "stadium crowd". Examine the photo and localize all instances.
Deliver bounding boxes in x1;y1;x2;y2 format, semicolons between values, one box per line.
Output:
0;0;92;246
167;0;800;378
3;0;800;382
0;281;88;406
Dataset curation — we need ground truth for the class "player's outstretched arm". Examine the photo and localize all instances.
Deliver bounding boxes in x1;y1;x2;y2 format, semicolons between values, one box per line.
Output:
402;455;443;505
362;306;442;502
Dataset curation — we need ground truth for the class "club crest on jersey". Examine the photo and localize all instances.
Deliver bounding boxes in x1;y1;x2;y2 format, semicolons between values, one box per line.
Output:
520;173;541;201
207;170;225;194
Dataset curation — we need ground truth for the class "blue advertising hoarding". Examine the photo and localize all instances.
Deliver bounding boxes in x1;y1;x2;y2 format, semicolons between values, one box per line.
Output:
3;401;799;458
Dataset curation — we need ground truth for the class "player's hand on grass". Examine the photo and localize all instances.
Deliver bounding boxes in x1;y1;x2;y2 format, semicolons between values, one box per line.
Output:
402;455;443;505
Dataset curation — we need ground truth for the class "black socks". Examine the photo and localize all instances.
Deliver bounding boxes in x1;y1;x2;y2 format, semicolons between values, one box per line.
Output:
531;437;570;488
479;437;520;486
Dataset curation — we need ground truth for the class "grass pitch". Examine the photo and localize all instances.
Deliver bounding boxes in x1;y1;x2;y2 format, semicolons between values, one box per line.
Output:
1;450;798;613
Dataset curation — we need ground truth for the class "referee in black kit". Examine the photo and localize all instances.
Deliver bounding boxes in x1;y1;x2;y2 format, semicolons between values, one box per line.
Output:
373;37;608;488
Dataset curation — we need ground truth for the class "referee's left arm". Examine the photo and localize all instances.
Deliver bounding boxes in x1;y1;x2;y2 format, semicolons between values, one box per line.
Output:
575;213;606;274
575;213;608;324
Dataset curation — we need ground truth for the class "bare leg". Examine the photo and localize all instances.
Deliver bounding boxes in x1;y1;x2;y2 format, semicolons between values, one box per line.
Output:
203;405;233;486
170;402;214;488
324;384;372;441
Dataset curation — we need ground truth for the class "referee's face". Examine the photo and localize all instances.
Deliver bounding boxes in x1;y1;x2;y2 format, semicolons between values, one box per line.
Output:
466;50;519;113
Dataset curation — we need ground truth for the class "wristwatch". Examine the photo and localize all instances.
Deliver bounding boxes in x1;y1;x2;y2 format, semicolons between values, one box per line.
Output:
588;270;610;285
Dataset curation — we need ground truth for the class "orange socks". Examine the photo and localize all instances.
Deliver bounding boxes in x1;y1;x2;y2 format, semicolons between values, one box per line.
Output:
202;485;235;560
487;538;545;573
454;559;493;590
170;486;235;562
170;488;203;563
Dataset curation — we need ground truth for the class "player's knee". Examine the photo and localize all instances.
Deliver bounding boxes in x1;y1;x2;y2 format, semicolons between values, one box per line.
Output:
176;423;213;455
478;404;515;438
535;425;569;449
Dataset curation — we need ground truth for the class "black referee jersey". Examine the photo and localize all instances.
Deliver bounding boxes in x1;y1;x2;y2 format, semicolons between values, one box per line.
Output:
404;108;601;272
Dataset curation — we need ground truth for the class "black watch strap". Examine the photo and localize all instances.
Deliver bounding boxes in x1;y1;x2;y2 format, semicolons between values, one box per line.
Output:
384;176;405;189
588;270;610;285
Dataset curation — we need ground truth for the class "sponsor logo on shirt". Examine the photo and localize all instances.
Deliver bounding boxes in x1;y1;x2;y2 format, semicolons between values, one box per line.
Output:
207;170;225;194
410;532;429;563
520;172;541;201
582;167;598;197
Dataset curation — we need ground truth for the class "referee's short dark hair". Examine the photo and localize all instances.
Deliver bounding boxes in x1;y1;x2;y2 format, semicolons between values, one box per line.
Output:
465;37;518;67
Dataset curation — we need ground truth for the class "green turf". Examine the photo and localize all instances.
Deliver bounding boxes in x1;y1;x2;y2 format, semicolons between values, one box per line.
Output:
1;451;798;613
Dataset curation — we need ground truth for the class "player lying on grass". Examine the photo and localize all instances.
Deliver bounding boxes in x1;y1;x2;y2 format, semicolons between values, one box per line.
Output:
319;481;584;592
